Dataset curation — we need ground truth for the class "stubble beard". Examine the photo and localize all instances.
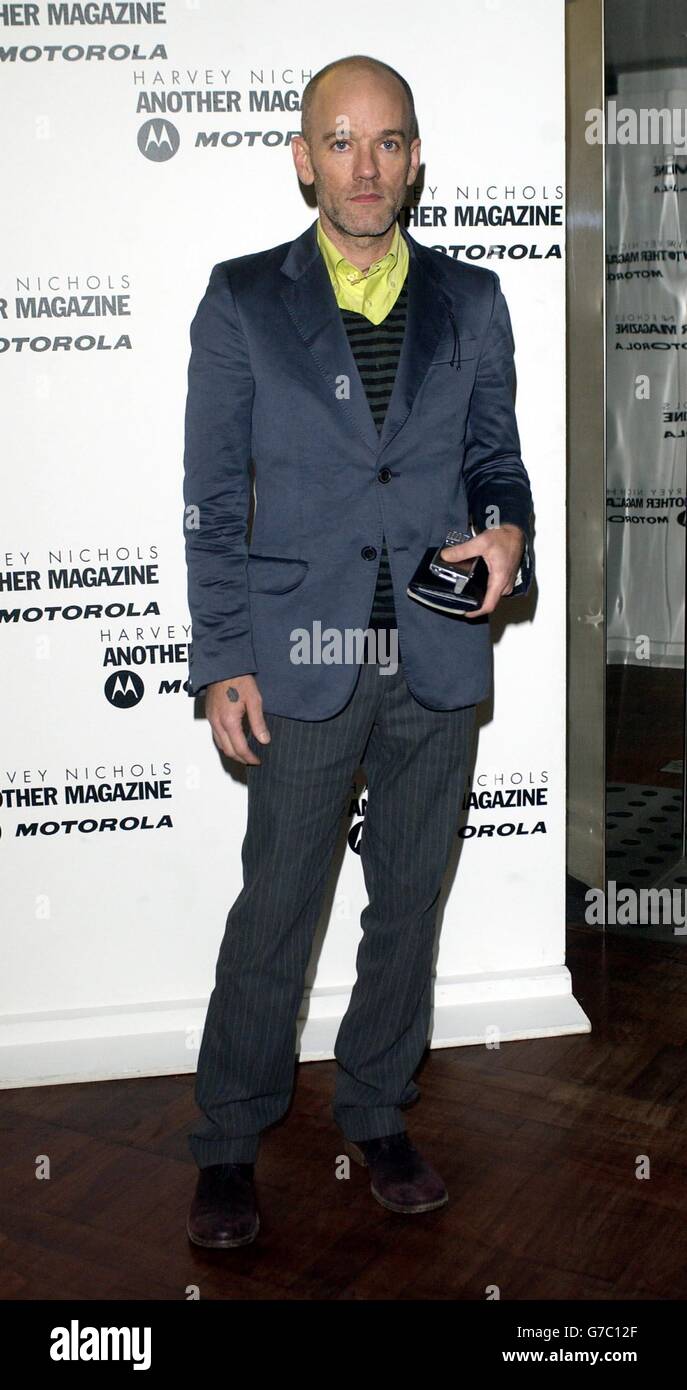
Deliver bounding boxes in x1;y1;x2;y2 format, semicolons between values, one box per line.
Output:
313;172;408;243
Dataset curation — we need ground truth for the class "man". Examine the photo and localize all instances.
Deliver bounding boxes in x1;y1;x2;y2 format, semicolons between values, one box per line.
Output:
182;53;534;1248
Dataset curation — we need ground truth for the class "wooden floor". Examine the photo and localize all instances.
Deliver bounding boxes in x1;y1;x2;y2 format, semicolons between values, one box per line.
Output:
2;923;687;1301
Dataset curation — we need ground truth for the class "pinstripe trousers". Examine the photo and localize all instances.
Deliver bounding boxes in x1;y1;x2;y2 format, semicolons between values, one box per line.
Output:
188;655;477;1167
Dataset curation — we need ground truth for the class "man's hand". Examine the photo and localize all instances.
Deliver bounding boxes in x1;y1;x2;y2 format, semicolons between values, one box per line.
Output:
205;674;271;765
439;524;526;619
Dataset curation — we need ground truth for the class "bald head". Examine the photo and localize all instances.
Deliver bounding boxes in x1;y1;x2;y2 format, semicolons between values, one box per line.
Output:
301;54;418;147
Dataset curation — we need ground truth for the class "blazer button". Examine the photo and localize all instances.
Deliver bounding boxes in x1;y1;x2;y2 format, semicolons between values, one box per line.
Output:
377;467;392;483
361;546;377;560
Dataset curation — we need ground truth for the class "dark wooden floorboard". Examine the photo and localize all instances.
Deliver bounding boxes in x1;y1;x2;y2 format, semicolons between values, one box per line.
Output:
2;927;687;1299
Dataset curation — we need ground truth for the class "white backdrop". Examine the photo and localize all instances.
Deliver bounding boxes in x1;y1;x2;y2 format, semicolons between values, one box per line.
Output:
1;0;586;1089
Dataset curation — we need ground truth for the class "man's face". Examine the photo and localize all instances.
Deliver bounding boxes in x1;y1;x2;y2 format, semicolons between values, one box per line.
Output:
292;67;421;242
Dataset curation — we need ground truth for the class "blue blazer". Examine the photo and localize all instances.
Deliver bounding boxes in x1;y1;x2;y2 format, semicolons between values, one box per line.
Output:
182;217;534;717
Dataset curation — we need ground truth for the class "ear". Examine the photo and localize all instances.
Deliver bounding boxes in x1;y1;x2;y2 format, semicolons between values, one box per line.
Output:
406;137;421;184
291;135;314;186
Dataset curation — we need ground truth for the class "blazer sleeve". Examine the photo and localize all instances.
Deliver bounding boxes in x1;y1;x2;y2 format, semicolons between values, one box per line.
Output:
182;262;258;697
462;271;535;597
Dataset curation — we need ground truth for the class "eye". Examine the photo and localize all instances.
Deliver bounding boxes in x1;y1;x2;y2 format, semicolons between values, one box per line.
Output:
331;139;350;151
381;139;400;150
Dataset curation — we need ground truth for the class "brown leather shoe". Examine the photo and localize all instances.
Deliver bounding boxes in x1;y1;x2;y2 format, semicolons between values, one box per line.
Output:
344;1131;448;1214
186;1163;259;1248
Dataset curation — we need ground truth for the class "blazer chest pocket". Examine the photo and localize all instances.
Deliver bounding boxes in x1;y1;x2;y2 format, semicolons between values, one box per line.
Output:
246;552;309;594
428;331;479;369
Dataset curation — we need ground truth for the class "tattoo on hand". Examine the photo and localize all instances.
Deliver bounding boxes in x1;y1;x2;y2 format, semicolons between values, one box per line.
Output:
226;686;240;703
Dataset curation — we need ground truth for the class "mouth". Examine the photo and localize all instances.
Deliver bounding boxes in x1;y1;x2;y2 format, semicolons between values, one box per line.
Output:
349;193;383;203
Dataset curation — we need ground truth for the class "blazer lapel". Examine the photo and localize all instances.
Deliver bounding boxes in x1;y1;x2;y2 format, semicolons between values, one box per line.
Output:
279;222;379;454
378;225;452;455
279;218;453;458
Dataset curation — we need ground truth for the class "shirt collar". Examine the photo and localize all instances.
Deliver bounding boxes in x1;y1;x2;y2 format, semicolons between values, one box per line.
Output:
316;217;402;288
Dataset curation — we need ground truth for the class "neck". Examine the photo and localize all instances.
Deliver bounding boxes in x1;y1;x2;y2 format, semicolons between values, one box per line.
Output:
318;210;397;270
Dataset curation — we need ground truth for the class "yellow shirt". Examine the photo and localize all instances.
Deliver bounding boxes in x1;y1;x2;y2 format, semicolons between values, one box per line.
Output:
316;217;409;325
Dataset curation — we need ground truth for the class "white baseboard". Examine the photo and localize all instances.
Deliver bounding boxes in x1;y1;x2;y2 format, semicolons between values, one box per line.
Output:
0;965;590;1089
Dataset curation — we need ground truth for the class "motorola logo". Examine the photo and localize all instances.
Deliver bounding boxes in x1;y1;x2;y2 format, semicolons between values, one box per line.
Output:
347;820;363;854
137;119;180;162
105;671;145;708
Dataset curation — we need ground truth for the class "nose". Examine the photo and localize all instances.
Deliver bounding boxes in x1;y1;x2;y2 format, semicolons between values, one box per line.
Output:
351;141;379;183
